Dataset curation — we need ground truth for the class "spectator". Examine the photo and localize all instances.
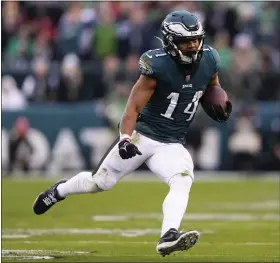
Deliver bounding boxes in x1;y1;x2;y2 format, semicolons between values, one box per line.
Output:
228;113;262;170
2;75;27;111
56;2;83;59
256;72;280;101
115;3;132;58
102;54;122;91
257;2;279;46
93;2;117;59
213;31;233;70
223;4;239;46
127;4;155;56
232;33;259;74
236;2;258;40
21;57;53;101
258;44;280;73
120;53;140;84
258;129;280;171
56;53;83;101
2;1;21;54
79;3;97;59
5;26;33;59
230;33;260;101
33;33;53;59
116;3;157;58
8;117;33;173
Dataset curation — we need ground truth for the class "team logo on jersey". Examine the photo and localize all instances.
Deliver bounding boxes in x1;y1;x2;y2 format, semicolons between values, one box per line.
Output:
182;84;192;89
139;58;153;75
186;75;190;81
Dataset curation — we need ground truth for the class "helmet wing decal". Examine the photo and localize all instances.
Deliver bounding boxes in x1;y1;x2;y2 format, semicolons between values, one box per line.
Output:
163;22;204;37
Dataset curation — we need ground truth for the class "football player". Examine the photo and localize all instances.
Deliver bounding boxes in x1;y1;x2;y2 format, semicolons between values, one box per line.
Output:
33;10;232;257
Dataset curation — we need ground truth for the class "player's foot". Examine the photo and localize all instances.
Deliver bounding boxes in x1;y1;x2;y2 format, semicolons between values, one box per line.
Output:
156;228;199;257
33;179;67;215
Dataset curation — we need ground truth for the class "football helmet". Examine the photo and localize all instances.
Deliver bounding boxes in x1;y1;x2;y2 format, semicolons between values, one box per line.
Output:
161;10;206;65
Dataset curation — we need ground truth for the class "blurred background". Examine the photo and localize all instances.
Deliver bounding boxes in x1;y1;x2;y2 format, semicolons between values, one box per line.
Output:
1;1;280;175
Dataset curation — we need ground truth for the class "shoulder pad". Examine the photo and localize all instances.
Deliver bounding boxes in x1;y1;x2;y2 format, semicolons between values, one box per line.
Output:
138;49;167;79
203;45;221;73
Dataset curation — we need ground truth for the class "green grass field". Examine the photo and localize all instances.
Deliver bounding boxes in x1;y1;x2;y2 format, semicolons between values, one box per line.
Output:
2;175;280;262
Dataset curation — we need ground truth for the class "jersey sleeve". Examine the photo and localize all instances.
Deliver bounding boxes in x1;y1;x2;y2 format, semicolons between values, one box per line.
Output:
210;47;221;73
138;51;161;79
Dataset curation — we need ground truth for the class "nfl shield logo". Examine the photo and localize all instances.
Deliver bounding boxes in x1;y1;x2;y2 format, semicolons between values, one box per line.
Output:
186;75;190;81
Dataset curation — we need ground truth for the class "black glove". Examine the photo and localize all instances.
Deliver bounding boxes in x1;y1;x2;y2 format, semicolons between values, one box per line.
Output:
201;100;232;123
118;139;142;159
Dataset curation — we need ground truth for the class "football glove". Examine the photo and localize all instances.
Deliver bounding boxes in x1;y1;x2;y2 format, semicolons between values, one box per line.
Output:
118;138;142;159
201;100;232;123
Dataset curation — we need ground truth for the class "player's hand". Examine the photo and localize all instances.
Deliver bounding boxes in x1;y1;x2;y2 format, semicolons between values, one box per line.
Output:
212;100;232;122
203;101;232;122
118;139;142;159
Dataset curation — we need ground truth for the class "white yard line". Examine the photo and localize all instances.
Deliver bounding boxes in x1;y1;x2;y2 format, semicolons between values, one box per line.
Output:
2;255;54;260
2;234;30;239
2;247;279;260
2;228;214;238
1;250;91;261
205;200;280;210
2;249;90;254
20;240;279;246
92;213;280;222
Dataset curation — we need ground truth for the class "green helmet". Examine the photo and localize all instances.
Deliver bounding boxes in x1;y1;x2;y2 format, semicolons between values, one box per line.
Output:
161;10;206;65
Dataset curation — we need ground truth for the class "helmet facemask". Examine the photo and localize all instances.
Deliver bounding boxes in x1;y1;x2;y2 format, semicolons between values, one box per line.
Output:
171;36;204;65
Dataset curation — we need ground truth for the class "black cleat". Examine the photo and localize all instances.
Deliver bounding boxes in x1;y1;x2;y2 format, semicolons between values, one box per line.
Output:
156;228;199;257
33;179;67;215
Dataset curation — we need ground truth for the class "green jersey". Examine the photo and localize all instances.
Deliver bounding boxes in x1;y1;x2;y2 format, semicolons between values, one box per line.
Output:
136;45;220;144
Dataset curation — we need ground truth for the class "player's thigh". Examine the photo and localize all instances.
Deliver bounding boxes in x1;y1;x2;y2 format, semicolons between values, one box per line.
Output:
93;132;150;190
146;143;194;185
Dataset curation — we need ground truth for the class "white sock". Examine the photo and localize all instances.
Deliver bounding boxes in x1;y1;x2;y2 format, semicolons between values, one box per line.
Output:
56;171;102;198
161;175;193;237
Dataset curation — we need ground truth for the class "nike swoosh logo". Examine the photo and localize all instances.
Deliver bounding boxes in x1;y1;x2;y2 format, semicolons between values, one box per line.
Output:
146;53;152;58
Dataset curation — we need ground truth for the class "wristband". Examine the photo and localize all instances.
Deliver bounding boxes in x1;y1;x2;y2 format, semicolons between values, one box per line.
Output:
119;133;131;141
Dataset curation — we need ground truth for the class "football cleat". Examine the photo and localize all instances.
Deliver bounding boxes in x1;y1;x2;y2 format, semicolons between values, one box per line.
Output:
33;179;67;215
156;228;199;257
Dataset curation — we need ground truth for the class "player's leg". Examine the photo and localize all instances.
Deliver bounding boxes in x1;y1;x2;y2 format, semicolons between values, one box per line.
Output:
55;136;121;198
33;132;150;215
146;143;199;256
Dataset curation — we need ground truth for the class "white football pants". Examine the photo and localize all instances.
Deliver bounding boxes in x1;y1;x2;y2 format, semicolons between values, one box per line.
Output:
93;131;194;190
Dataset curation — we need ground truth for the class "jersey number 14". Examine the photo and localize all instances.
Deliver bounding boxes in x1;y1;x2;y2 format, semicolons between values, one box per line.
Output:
161;91;203;121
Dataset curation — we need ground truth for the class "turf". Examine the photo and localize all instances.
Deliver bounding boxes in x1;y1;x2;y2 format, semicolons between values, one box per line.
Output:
2;175;280;262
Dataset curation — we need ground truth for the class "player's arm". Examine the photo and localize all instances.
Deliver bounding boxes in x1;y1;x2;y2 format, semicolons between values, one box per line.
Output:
120;75;156;136
118;75;156;159
202;72;232;122
207;72;221;89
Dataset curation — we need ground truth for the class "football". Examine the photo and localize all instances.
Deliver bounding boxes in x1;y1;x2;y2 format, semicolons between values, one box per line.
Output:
201;86;228;107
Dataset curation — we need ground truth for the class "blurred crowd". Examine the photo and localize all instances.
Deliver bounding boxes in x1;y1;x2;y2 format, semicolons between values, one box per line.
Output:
2;1;280;111
2;2;280;173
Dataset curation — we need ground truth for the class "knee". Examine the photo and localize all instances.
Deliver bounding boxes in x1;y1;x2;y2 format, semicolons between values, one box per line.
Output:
168;173;193;193
74;171;104;193
92;167;117;191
